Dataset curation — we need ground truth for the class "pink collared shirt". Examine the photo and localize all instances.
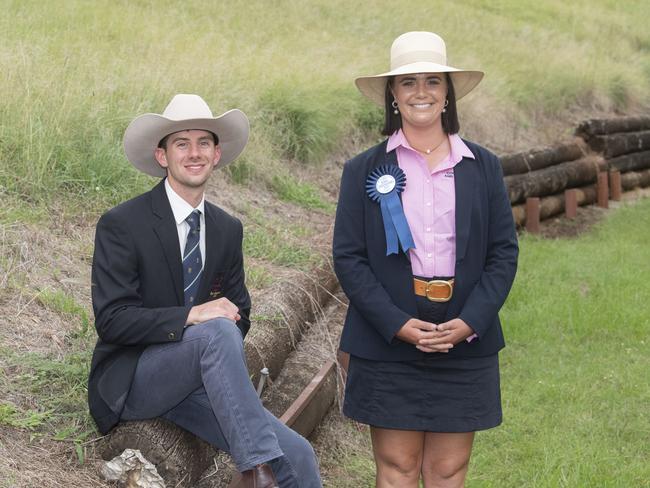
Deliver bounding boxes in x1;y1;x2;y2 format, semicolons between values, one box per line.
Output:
388;131;477;341
387;130;475;278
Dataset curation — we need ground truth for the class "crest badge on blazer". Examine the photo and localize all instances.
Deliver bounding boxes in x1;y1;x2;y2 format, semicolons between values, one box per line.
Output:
208;272;225;299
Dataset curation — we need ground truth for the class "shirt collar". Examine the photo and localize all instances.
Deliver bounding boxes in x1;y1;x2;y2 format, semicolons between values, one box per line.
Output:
448;133;475;163
164;178;205;225
386;129;409;153
386;129;475;164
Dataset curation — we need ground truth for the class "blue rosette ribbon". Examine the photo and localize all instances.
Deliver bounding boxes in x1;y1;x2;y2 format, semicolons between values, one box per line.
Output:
366;165;415;256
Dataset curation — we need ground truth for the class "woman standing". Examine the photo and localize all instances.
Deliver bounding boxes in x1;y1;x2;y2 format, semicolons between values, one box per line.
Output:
333;32;518;487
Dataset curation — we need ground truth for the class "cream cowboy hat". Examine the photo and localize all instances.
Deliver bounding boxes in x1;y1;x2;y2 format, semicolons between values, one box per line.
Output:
123;94;249;177
355;31;484;106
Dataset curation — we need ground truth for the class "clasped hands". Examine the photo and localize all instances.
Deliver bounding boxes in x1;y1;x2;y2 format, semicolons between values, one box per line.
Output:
396;317;474;353
186;297;241;326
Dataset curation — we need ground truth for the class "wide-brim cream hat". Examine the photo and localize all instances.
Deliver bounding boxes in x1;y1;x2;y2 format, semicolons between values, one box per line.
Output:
123;94;249;177
355;31;484;106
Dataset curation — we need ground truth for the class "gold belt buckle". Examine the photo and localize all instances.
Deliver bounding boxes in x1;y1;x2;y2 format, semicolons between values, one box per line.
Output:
425;280;453;302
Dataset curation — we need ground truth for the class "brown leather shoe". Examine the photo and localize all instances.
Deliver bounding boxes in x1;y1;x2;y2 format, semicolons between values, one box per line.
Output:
231;463;278;488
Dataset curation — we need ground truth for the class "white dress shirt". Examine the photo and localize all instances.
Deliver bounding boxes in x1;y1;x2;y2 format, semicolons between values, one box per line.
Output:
164;179;206;263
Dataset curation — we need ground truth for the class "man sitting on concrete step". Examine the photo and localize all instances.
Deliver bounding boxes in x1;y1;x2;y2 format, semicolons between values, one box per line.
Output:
88;93;322;488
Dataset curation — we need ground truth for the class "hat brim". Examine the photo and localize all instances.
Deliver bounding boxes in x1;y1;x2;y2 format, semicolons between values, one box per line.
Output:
355;62;484;106
123;109;250;177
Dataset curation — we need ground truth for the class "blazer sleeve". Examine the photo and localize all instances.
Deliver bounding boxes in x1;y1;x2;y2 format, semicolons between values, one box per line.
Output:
221;219;252;338
458;154;518;337
333;160;412;344
92;211;189;345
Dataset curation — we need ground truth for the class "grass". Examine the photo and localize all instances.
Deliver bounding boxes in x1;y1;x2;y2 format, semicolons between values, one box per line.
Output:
36;288;92;337
245;264;274;290
240;206;324;270
321;198;650;487
258;84;341;164
474;199;650;487
244;227;317;268
0;403;52;431
270;173;335;212
0;347;95;445
1;1;650;217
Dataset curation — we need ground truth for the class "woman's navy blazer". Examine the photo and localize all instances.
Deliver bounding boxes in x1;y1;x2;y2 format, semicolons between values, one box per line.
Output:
333;139;518;361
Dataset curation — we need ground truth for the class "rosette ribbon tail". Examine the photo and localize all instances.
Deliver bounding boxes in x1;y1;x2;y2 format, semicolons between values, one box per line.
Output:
380;193;415;255
366;164;415;256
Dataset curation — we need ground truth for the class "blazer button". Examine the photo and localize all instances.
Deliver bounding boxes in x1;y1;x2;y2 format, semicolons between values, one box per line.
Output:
168;332;176;340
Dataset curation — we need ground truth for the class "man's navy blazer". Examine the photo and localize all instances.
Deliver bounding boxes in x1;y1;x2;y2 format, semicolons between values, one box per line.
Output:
333;139;518;361
88;179;251;434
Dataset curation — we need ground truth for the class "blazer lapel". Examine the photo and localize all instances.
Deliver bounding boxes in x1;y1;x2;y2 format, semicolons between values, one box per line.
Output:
151;181;184;305
197;204;226;301
454;157;476;262
383;141;398;167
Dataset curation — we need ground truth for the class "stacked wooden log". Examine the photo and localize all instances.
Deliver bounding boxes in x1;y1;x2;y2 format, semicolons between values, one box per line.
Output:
576;116;650;193
501;115;650;228
501;141;605;226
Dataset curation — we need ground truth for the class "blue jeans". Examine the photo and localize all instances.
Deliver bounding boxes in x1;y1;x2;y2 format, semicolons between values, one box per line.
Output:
121;318;322;487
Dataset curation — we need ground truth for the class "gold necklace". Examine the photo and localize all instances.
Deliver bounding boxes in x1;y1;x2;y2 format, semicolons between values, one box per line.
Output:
412;137;446;155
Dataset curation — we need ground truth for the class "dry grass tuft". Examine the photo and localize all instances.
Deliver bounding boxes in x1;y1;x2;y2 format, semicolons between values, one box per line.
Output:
0;428;110;488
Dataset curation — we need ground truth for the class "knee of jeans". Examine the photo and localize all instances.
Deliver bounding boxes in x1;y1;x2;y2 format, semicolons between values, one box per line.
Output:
201;317;243;345
288;432;318;471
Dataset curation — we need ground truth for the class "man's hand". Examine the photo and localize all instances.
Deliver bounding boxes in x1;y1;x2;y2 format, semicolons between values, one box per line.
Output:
186;297;241;326
416;318;474;353
396;318;454;353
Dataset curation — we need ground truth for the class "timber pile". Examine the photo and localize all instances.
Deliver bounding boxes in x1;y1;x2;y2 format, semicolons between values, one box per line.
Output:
577;115;650;193
501;140;604;226
502;115;650;227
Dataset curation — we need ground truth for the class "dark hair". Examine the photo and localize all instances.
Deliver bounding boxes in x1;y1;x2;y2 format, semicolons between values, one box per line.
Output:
157;130;219;150
381;73;460;136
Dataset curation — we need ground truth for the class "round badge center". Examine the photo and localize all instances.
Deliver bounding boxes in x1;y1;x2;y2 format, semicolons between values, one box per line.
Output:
376;175;396;194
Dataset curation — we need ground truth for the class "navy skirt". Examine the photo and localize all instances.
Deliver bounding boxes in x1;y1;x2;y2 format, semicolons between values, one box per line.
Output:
343;286;502;432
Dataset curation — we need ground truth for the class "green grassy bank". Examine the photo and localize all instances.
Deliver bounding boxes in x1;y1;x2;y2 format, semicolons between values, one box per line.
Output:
1;0;650;216
474;201;650;487
326;199;650;487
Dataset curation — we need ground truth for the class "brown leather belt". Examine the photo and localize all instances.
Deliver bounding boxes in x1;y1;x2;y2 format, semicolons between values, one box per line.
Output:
413;278;455;302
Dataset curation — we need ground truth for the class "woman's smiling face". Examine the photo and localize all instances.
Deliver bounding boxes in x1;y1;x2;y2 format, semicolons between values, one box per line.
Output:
391;73;448;131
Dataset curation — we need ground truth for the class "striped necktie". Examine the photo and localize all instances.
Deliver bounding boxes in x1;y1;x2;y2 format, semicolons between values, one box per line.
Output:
183;210;203;306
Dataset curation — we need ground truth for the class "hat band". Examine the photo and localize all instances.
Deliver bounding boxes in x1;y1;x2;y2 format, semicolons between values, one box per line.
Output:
390;50;447;70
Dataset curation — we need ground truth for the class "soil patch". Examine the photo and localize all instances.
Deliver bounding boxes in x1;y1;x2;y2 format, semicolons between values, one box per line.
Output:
531;187;650;239
535;205;608;239
0;428;110;488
